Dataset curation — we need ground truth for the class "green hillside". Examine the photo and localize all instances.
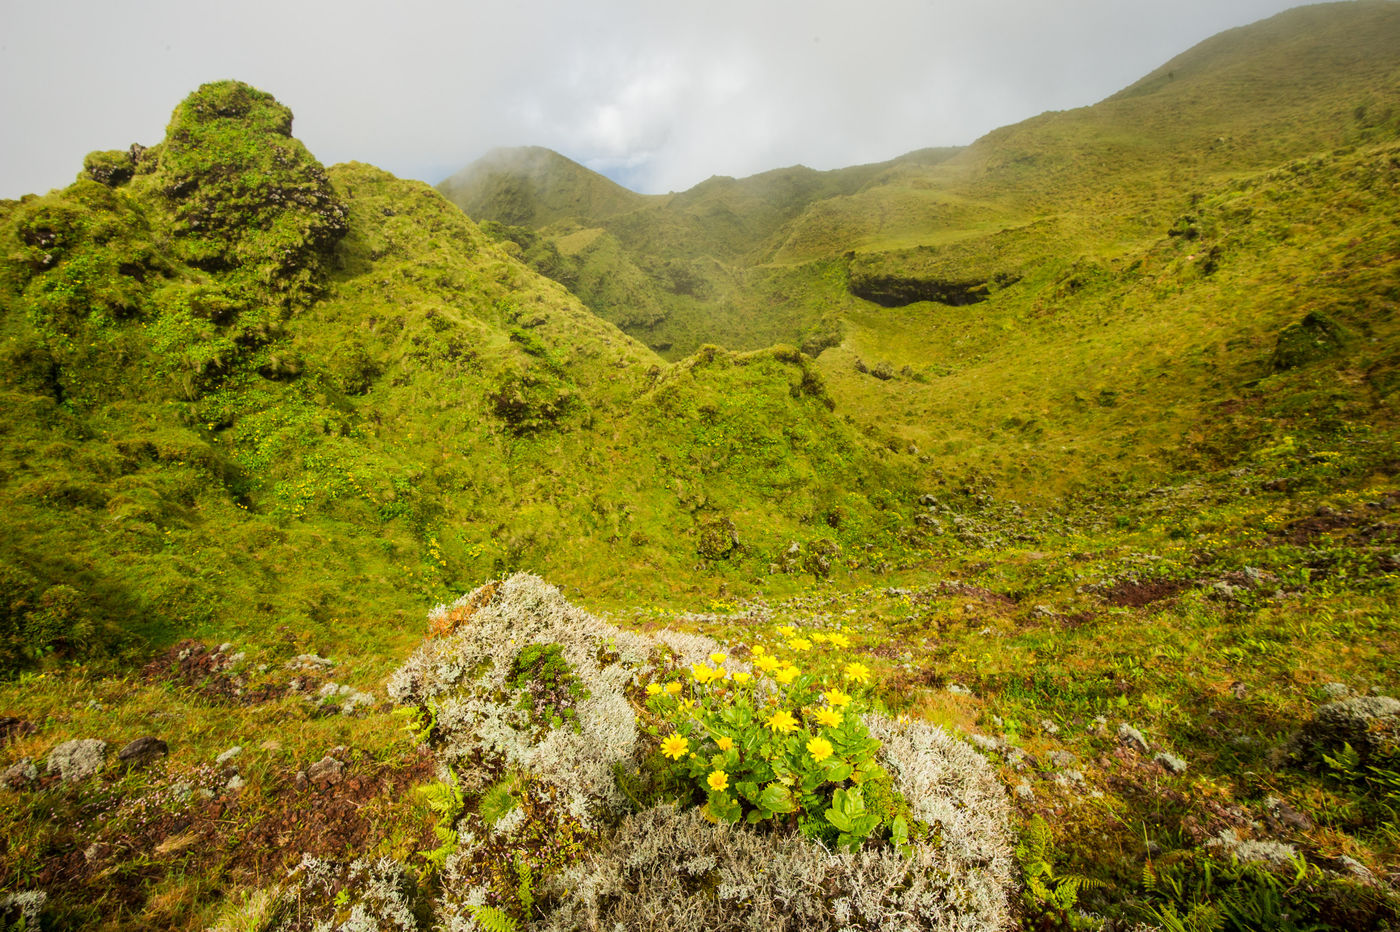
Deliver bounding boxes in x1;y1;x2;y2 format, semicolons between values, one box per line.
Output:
0;82;914;678
2;3;1400;930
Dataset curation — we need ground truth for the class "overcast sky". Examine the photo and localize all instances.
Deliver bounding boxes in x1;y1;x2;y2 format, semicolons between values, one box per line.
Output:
2;0;1313;199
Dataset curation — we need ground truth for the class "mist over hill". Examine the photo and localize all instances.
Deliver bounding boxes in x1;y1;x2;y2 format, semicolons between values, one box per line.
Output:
2;3;1399;929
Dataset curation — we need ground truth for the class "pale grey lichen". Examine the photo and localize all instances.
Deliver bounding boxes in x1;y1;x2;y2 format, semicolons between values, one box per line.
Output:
543;801;1012;932
46;738;107;782
390;574;661;824
0;890;46;927
264;855;420;932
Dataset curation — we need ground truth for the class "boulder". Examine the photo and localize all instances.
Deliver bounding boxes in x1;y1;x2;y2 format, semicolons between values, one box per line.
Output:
1;758;38;789
118;736;168;770
46;738;107;782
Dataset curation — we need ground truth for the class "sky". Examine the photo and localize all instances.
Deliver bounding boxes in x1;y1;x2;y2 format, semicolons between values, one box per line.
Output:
1;0;1314;199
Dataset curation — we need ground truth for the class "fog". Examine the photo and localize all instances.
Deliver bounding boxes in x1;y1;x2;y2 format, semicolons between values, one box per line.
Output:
1;0;1310;199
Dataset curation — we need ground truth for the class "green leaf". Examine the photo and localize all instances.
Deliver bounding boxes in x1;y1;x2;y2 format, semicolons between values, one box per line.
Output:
827;807;853;833
823;760;854;783
757;783;796;814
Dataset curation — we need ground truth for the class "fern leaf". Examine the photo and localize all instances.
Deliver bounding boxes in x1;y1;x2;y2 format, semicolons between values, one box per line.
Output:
468;905;519;932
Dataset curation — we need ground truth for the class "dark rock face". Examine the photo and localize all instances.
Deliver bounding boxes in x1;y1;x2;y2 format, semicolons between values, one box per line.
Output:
118;736;169;769
849;274;992;308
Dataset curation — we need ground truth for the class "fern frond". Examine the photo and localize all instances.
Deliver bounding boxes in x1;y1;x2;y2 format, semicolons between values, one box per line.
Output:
468;905;519;932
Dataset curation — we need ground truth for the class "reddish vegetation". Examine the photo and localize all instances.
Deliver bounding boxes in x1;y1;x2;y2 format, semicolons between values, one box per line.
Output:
141;640;321;705
1103;578;1191;608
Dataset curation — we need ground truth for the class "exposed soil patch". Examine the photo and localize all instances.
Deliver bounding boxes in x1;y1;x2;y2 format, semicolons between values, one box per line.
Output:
1103;577;1192;608
939;580;1017;607
1280;507;1361;543
231;745;436;882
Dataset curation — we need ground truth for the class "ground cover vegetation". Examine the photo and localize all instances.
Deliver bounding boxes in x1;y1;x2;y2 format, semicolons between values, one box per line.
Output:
1;1;1399;928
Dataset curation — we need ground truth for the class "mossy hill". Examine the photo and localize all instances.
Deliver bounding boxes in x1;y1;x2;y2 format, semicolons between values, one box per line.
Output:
0;81;908;674
2;3;1400;930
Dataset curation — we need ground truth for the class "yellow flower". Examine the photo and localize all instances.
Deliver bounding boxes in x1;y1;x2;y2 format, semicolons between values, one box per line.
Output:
824;688;852;708
788;637;812;651
778;625;797;637
680;699;696;711
814;707;843;728
828;633;851;649
754;655;780;674
707;770;729;792
766;709;799;733
843;662;871;684
732;672;752;685
646;683;662;696
716;735;735;752
774;665;799;685
710;652;727;665
692;663;720;684
665;682;683;697
751;645;766;656
660;734;689;760
807;736;834;763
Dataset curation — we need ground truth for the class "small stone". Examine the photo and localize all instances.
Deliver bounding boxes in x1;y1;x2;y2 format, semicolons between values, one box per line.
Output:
1320;682;1351;700
215;746;243;768
1154;752;1188;774
308;756;344;786
46;738;107;782
217;642;233;654
1338;855;1372;880
1;758;38;789
295;770;309;790
1117;723;1150;754
118;736;168;770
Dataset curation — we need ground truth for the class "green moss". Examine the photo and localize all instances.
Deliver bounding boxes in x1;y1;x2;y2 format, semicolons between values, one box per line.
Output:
152;81;348;303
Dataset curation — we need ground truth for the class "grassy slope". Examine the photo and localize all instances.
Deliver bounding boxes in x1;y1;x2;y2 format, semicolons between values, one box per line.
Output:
0;85;916;681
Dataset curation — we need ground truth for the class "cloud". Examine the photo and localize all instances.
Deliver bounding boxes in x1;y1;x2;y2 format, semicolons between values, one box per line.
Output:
1;0;1309;199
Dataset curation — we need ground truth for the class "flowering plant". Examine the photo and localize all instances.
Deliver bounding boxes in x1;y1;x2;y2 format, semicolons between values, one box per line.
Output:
638;644;911;851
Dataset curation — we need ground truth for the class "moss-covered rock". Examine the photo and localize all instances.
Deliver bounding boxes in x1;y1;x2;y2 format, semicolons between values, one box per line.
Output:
153;81;348;303
82;149;136;187
1271;311;1352;371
